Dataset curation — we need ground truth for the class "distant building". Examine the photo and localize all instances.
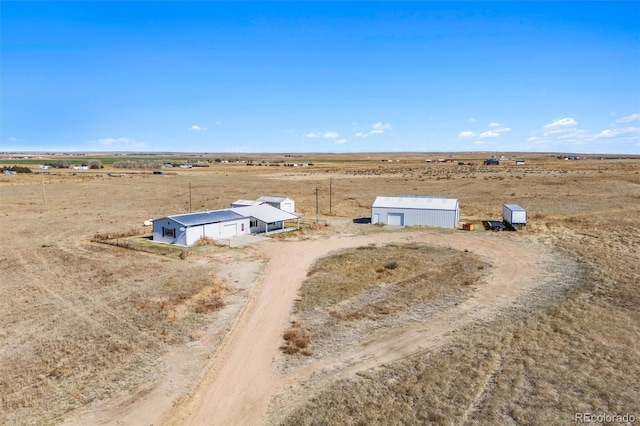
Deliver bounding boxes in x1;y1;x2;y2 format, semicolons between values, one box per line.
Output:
484;159;500;165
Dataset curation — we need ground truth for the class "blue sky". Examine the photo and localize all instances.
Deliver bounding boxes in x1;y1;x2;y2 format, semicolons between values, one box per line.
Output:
2;1;639;154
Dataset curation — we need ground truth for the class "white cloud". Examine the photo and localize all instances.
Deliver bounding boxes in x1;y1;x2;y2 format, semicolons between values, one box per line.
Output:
473;141;485;145
371;122;392;130
488;122;500;128
307;131;339;139
355;132;368;138
351;121;357;126
215;121;222;125
544;117;577;129
335;138;347;145
188;125;206;131
616;113;640;123
527;117;639;152
362;122;393;136
468;118;476;123
595;127;639;138
90;137;148;149
458;131;477;138
478;131;500;139
494;127;511;134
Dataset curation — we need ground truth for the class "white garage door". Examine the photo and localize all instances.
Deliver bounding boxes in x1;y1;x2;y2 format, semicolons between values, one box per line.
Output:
387;212;404;226
221;223;237;238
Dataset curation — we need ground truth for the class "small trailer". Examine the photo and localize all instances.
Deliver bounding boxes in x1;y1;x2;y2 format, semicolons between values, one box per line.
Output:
486;221;506;231
503;204;527;226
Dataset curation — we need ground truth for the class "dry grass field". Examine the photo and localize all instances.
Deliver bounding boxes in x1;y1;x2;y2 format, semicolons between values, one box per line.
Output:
0;152;638;425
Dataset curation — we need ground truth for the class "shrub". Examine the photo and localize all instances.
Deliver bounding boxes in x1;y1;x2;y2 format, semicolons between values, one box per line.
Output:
194;236;217;246
1;166;32;174
384;261;399;270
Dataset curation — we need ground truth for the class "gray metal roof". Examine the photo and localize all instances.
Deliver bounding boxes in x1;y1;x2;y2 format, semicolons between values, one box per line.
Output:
257;195;290;203
231;204;299;223
503;204;526;211
230;199;265;207
167;209;246;226
372;196;458;211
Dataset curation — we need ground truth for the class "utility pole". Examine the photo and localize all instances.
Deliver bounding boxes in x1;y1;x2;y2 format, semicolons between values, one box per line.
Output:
329;178;333;216
314;186;319;223
189;183;192;212
41;172;46;206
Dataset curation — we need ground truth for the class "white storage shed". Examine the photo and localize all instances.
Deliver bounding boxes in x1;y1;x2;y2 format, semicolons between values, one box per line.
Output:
256;196;295;213
371;196;459;229
152;209;250;246
231;204;300;234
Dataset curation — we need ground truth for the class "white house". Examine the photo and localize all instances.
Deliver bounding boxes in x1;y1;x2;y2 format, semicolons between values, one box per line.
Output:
371;196;459;229
231;204;300;234
256;196;295;213
152;209;250;246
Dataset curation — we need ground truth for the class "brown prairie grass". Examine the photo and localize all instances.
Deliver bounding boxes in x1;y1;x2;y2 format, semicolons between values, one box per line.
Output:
298;243;487;318
281;243;488;362
280;213;640;425
0;246;228;424
1;154;638;424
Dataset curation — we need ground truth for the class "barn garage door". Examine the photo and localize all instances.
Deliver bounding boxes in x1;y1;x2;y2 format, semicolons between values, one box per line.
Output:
221;223;237;238
387;213;404;226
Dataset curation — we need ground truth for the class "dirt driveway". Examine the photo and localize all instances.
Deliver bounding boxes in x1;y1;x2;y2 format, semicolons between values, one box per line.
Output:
164;230;546;426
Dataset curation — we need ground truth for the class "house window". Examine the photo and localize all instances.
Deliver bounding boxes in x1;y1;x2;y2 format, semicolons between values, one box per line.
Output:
250;219;258;228
163;227;175;238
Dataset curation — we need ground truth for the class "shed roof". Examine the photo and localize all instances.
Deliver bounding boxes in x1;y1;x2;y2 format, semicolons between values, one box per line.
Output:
503;204;526;211
372;196;458;211
163;209;246;227
231;204;299;224
230;199;265;207
257;195;291;203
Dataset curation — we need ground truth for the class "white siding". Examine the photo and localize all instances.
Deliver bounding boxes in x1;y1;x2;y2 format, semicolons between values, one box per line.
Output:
154;217;250;246
503;204;526;225
371;196;459;229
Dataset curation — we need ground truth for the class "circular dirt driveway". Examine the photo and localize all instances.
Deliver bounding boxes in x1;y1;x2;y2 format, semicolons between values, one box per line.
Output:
165;230;547;426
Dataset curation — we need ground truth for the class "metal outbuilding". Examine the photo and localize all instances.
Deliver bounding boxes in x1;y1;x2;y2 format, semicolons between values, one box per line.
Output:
371;196;459;229
152;209;250;246
256;196;295;213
